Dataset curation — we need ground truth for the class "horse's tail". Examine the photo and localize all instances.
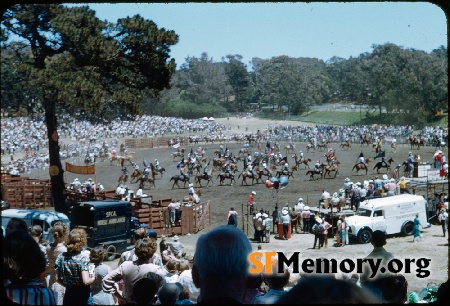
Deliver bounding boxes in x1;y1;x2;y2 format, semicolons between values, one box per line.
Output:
307;158;311;162
170;176;174;181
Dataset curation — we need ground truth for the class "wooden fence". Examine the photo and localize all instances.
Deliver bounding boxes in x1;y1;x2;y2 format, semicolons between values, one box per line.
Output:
1;175;53;209
65;189;210;236
124;137;189;149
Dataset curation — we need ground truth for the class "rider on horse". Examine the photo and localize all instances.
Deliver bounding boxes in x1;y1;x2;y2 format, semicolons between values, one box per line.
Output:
314;160;322;174
155;159;160;170
299;150;304;160
247;153;252;165
121;167;128;175
283;162;289;172
203;166;209;178
407;152;415;177
357;152;366;168
143;166;150;179
247;163;255;178
224;161;231;177
262;162;270;176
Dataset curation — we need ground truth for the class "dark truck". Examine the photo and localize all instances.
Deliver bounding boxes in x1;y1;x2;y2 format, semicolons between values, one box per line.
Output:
69;200;140;261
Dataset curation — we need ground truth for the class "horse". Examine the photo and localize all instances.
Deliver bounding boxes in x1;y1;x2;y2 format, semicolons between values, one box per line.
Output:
169;174;190;189
275;169;294;179
360;137;371;147
254;166;271;182
195;168;215;187
352;163;368;175
172;150;185;160
373;157;394;174
408;136;423;150
284;144;295;154
130;169;143;183
183;188;202;204
117;174;128;185
217;172;235;186
138;174;155;189
316;143;327;152
306;143;315;153
323;165;339;178
305;169;323;181
292;154;311;170
238;171;257;185
238;148;249;156
154;167;166;178
339;142;351;150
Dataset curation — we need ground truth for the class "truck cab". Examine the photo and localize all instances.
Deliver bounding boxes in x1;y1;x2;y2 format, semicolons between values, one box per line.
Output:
347;194;430;244
69;200;139;261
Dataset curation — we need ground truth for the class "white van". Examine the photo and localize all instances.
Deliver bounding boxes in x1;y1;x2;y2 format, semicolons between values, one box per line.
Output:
347;194;430;244
1;209;70;243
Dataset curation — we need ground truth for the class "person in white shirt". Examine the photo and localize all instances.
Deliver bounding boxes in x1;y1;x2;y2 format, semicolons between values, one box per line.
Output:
438;209;448;237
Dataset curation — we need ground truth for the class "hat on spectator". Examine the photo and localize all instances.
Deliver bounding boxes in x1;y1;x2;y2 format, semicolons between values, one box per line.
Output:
252;191;256;195
173;235;179;241
383;174;388;180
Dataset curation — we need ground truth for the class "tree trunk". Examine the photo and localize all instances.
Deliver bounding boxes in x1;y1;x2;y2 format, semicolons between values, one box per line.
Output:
44;95;68;215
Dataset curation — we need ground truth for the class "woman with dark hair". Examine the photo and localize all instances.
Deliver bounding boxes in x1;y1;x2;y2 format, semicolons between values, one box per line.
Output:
103;237;165;304
89;247;115;305
55;228;94;305
3;230;58;305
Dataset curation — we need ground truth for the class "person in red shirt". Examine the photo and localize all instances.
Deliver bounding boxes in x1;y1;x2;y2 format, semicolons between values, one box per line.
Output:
248;191;256;214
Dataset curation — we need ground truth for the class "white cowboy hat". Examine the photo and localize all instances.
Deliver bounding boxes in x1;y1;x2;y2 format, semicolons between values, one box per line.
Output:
345;178;350;182
316;218;322;223
399;176;406;181
333;193;338;197
252;191;256;195
383;174;388;180
74;178;79;181
173;235;179;241
281;210;288;215
304;206;310;210
262;213;268;218
390;178;395;182
188;183;193;187
298;198;303;202
356;182;361;186
255;213;262;218
369;180;374;183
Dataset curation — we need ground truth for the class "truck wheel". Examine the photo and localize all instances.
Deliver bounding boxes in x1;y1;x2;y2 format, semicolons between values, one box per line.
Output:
105;245;117;261
357;229;372;244
402;222;414;236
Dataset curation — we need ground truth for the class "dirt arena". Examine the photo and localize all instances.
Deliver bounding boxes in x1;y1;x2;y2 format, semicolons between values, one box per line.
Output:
14;116;449;292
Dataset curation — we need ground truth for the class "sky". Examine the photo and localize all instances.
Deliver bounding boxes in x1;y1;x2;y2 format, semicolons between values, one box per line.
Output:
67;2;447;68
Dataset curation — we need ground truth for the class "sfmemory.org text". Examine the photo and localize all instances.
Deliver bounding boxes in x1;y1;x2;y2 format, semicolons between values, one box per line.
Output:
249;252;431;278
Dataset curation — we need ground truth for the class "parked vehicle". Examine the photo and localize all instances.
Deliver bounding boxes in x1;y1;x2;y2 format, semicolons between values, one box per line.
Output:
347;194;430;244
68;200;139;261
1;209;70;242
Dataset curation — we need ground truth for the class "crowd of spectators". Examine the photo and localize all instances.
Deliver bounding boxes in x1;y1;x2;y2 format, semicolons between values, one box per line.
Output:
2;219;449;305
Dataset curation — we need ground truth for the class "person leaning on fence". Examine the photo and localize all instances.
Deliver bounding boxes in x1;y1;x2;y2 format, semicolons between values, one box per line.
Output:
227;207;238;227
102;238;165;305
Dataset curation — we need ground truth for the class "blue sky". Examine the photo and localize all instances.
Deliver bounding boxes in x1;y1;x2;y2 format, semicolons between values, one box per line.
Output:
67;2;446;68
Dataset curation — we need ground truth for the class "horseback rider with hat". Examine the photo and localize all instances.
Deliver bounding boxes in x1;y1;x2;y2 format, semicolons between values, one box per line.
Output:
357;152;366;168
247;162;255;178
314;160;322;174
155;159;160;170
262;162;270;176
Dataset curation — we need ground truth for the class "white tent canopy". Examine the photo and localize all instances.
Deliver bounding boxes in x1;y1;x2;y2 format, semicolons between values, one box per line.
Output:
208;117;215;121
202;117;209;121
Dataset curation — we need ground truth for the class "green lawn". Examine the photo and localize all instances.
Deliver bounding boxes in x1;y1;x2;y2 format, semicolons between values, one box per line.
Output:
294;110;366;125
